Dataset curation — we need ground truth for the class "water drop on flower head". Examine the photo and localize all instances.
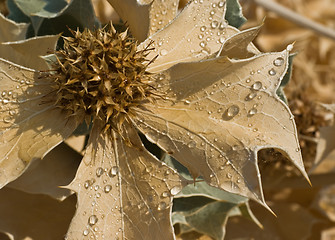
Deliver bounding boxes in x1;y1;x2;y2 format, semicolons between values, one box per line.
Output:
222;105;239;121
211;20;219;28
88;215;98;226
273;57;284;66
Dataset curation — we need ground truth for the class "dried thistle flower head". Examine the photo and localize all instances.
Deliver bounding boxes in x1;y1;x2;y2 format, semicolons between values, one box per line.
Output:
53;24;156;132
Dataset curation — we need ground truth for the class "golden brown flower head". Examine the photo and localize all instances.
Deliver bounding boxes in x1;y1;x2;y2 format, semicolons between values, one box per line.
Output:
52;24;156;131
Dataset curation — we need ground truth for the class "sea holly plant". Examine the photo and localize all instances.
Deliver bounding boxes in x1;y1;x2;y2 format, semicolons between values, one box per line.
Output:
0;0;309;239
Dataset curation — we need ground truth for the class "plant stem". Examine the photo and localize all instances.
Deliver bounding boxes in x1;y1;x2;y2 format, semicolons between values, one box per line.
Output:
253;0;335;41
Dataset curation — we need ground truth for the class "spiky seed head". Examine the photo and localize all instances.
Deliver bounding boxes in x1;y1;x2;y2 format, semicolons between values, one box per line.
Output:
51;24;156;132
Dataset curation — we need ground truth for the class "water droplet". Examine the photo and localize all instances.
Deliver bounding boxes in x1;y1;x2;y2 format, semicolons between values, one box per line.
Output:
253;128;258;132
251;81;262;91
198;34;204;39
162;191;169;198
199;41;206;48
268;68;276;76
109;166;118;177
245;92;257;101
165;170;170;175
170;186;181;196
88;215;98;226
273;57;284;66
227;173;232;179
187;140;196;148
210;10;215;15
218;1;225;7
94;185;100;191
222;105;240;121
200;26;206;32
96;167;104;177
211;20;219;28
83;229;89;236
296;147;300;152
160;49;168;56
84;179;95;189
157;202;167;211
104;185;112;193
9;110;16;116
3;116;13;123
247;108;257;117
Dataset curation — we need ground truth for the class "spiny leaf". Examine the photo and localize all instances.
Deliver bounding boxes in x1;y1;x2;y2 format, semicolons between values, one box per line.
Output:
0;35;59;70
0;13;28;42
140;0;243;73
7;143;81;200
172;196;239;240
66;120;187;239
108;0;179;42
0;58;79;189
133;47;309;208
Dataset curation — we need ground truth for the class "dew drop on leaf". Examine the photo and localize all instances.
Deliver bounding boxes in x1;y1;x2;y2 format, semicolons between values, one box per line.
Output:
268;68;276;76
88;215;98;226
109;166;118;177
247;108;257;117
104;185;112;193
96;167;104;177
245;92;257;101
251;81;262;90
273;57;284;66
222;105;240;120
83;229;89;236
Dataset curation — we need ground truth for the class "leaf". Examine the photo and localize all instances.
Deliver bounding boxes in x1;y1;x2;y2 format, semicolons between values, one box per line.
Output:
147;0;180;36
173;197;237;240
106;0;151;42
164;154;261;239
108;0;179;42
0;187;76;240
66;120;187;239
219;25;261;58
276;53;295;103
8;0;100;37
6;142;81;200
140;0;242;73
0;35;59;70
12;0;68;18
35;0;100;36
225;0;247;28
0;13;28;42
0;58;79;189
132;47;309;208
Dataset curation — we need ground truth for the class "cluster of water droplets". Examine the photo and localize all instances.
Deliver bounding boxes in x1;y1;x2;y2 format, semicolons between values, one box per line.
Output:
149;1;178;34
80;165;121;239
147;0;228;61
0;63;41;126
